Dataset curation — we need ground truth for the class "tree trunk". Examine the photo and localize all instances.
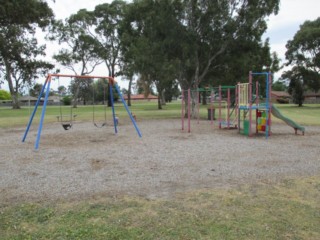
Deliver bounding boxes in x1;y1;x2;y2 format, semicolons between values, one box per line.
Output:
127;75;133;106
202;91;207;105
72;81;80;108
190;90;197;119
5;60;20;109
157;95;162;109
107;83;112;107
161;89;166;106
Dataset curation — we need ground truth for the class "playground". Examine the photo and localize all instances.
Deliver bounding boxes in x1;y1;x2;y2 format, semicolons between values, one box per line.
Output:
1;73;320;238
1;118;319;204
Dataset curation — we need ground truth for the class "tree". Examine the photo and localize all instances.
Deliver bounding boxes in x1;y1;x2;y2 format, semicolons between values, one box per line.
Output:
281;67;305;106
92;1;131;106
92;79;119;103
49;11;102;108
58;85;67;96
0;0;53;27
176;0;280;116
68;78;93;105
0;89;11;100
120;0;279;112
285;17;320;93
272;81;287;91
30;83;44;97
0;0;54;109
120;0;182;109
93;1;126;78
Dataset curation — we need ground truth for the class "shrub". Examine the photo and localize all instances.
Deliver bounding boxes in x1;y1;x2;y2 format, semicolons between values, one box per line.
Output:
276;97;289;104
0;89;11;100
62;96;72;105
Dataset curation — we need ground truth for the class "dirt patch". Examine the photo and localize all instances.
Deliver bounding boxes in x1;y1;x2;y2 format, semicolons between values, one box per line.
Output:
0;119;319;204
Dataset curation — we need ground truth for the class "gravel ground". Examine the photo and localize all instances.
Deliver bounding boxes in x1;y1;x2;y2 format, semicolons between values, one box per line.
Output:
0;119;319;204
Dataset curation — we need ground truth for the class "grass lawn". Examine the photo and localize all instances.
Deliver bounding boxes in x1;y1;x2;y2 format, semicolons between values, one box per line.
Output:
0;101;319;128
0;101;319;239
1;177;319;239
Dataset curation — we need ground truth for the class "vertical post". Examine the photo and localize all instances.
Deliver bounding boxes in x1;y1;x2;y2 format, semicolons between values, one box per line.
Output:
218;85;222;129
210;90;214;125
114;83;142;137
22;75;50;143
227;88;230;129
269;72;272;136
248;71;252;137
256;81;259;106
197;90;200;124
235;85;238;129
181;90;185;131
256;81;259;134
237;83;241;133
187;89;191;133
109;82;118;134
35;76;52;150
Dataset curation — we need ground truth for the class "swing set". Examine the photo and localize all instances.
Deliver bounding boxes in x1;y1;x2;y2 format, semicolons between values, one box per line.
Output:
22;74;142;150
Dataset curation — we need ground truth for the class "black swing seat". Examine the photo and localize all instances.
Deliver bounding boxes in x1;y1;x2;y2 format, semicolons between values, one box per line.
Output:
62;123;72;130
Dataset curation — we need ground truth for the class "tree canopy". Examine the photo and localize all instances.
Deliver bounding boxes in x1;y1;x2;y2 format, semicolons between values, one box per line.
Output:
119;0;280;111
1;0;282;111
284;17;320;93
0;0;54;109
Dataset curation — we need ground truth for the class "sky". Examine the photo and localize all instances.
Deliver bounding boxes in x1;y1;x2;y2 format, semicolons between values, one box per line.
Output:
2;0;320;91
263;0;320;80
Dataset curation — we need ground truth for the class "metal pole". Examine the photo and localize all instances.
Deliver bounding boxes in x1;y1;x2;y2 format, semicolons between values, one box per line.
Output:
227;88;230;129
197;90;200;124
219;85;222;129
265;72;270;139
109;82;118;134
237;83;241;133
22;75;50;143
269;72;272;136
210;90;214;125
35;76;52;150
188;89;191;133
256;81;259;134
249;71;252;136
181;90;185;131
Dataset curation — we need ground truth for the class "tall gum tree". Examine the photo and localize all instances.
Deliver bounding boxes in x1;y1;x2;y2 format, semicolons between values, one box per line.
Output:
177;0;280;117
284;17;320;93
0;0;54;109
93;1;126;106
119;0;183;109
49;11;102;108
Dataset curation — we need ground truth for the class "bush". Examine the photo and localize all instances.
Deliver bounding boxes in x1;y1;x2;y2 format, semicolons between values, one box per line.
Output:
0;89;11;100
276;97;289;104
62;96;72;106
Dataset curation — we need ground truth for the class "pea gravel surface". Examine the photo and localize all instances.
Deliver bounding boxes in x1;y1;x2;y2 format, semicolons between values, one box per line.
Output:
1;119;319;204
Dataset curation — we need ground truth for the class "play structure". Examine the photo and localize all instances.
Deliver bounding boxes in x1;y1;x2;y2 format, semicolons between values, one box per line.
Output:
22;74;142;150
181;71;305;136
237;71;305;138
181;85;238;132
237;71;272;138
217;85;238;129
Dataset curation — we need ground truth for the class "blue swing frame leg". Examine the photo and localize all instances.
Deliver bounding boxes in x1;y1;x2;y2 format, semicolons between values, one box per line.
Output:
22;75;50;143
115;84;142;138
34;79;52;150
109;83;118;134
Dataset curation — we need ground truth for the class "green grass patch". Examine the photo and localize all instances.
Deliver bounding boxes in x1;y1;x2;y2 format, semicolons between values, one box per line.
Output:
1;176;320;239
0;102;319;128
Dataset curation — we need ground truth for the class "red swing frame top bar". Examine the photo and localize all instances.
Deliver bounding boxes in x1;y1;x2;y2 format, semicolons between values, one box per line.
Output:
47;74;116;85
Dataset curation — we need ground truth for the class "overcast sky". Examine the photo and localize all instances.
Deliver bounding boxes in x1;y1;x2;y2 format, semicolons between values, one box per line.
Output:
45;0;320;85
2;0;320;91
